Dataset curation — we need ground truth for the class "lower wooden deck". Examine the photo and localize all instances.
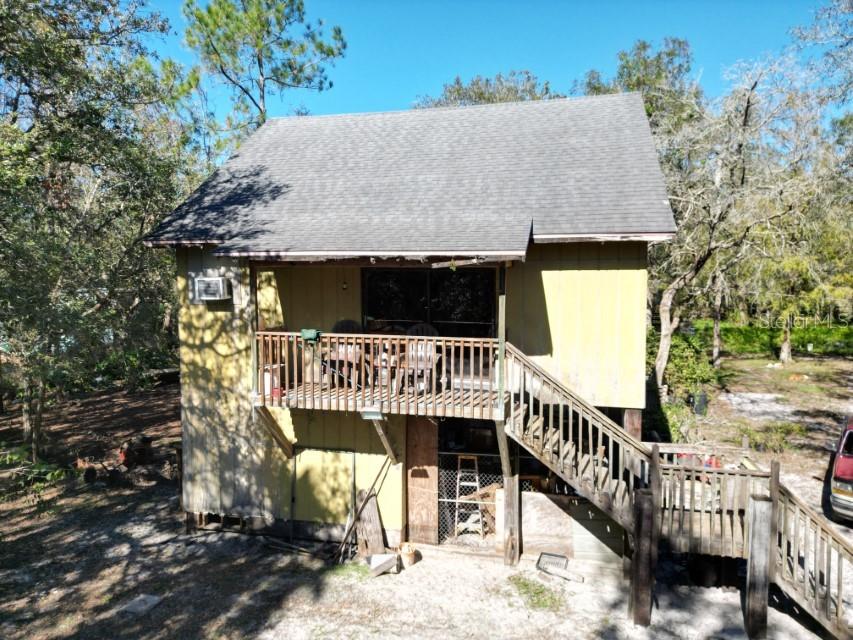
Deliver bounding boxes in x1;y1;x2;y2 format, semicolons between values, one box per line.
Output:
257;382;505;420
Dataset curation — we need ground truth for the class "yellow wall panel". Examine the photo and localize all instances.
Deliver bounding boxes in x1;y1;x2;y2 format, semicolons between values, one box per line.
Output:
506;242;647;409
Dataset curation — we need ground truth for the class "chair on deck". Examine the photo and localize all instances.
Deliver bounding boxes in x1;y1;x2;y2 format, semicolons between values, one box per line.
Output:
323;319;364;388
397;323;442;394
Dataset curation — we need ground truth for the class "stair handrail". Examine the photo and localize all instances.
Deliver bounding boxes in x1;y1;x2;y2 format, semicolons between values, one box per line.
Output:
778;481;853;558
505;342;651;459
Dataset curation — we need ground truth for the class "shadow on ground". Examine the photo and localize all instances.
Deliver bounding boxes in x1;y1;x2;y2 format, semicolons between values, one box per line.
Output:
0;480;339;639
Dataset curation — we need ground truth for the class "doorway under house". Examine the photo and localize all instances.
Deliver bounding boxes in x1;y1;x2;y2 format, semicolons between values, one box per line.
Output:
435;418;572;549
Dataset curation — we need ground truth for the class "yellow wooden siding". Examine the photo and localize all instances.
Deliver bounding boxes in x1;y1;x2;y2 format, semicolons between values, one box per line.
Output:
177;245;645;534
506;242;647;409
177;247;291;521
259;265;361;331
178;253;405;531
259;265;403;530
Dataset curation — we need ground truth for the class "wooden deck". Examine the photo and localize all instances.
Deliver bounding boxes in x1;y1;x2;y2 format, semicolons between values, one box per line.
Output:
256;331;502;420
257;382;504;419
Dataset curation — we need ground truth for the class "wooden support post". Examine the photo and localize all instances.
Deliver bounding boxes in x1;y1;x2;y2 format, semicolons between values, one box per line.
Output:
495;419;520;566
649;443;661;573
768;461;780;582
370;418;398;465
622;408;642;439
497;265;506;420
745;494;772;639
630;489;654;627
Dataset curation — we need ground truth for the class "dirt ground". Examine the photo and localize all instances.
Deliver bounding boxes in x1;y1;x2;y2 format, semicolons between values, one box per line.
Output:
694;356;853;542
0;360;849;639
0;480;825;640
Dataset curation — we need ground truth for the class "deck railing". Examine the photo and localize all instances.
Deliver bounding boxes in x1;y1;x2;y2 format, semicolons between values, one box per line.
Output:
256;331;501;419
659;462;771;558
775;483;853;634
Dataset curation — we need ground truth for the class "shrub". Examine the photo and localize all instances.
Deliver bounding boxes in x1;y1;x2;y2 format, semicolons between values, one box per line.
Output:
738;422;808;453
647;329;717;400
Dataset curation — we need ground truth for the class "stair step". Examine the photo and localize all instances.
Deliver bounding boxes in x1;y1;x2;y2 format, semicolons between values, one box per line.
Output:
526;415;544;437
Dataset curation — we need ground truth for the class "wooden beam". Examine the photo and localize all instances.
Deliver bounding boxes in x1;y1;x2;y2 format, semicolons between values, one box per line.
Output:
745;495;772;639
649;443;661;573
496;420;520;566
371;418;398;465
254;407;294;458
622;408;642;439
630;489;654;626
503;465;521;566
768;461;780;582
497;265;506;420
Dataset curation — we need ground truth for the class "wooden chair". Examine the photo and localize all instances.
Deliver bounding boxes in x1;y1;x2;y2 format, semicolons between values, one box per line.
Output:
397;323;441;394
323;320;364;388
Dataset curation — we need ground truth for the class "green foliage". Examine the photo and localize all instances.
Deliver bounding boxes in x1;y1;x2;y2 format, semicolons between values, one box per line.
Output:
738;422;808;453
692;320;853;356
647;329;717;399
183;0;345;147
1;444;67;498
0;0;196;453
416;71;560;108
575;37;702;128
508;574;564;612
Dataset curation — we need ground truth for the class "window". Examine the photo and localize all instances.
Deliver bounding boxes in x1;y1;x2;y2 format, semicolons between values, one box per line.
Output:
362;268;496;337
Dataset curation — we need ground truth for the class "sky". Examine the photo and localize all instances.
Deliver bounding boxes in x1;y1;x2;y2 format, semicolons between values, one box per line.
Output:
149;0;823;118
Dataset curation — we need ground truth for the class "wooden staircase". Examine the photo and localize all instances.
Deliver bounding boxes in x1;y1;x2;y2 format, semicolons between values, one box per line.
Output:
503;342;853;639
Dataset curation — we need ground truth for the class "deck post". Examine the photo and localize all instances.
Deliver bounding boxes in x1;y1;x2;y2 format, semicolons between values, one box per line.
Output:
496;420;520;566
649;444;661;573
622;408;642;439
630;488;654;626
768;461;780;582
248;262;259;401
745;494;772;639
497;264;506;420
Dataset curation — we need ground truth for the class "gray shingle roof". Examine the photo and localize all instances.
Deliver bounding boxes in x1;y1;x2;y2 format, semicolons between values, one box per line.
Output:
146;93;675;259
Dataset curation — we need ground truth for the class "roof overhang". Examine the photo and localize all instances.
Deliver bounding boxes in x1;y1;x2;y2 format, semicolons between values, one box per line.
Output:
214;248;526;263
532;232;675;243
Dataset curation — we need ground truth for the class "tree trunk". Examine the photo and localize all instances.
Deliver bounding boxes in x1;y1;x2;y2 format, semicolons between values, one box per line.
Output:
22;378;32;454
21;377;44;462
779;317;793;364
32;379;45;462
712;280;723;369
654;285;681;403
0;352;4;415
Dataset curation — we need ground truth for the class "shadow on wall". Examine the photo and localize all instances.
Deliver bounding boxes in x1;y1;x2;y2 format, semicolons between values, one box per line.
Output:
178;246;292;525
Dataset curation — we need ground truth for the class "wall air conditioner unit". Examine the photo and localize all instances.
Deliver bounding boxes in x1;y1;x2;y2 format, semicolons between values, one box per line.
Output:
195;276;231;301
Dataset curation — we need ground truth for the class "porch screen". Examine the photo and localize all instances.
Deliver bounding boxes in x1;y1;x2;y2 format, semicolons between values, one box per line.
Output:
362;268;495;337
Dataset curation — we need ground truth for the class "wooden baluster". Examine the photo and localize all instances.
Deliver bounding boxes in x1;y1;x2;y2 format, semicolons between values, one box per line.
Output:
793;503;801;588
258;335;266;406
466;341;473;419
699;470;706;553
398;336;405;416
283;334;290;407
825;538;833;620
274;335;280;408
836;546;844;626
432;337;438;417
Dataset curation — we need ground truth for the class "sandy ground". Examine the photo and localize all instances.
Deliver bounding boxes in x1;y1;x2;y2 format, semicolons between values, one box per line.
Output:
1;358;850;638
0;480;826;640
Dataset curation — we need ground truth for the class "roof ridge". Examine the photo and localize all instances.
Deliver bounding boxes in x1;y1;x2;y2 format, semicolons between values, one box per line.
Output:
264;92;643;124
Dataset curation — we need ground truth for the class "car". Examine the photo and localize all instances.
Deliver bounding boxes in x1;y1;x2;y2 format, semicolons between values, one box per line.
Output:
830;418;853;520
